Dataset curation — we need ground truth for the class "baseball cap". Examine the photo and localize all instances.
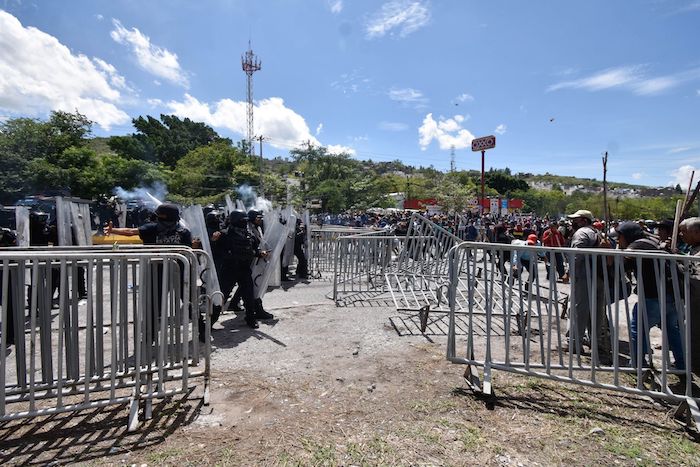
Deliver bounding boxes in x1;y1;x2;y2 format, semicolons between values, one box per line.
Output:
616;221;644;242
527;234;538;245
567;209;594;221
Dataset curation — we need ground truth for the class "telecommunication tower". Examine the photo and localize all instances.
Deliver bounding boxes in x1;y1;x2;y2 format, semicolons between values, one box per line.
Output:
241;42;261;156
450;145;456;172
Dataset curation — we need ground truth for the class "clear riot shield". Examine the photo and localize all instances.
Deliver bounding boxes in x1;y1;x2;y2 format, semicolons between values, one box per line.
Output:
251;210;288;299
70;202;93;246
181;205;222;305
54;197;72;246
224;194;236;215
118;203;127;228
15;206;30;247
281;208;296;268
304;210;312;273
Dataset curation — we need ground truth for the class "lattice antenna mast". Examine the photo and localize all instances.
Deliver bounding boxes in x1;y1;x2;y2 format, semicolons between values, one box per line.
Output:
450;145;456;172
241;42;261;156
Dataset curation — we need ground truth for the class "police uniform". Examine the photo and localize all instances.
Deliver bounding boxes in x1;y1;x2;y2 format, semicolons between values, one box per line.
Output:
213;210;266;328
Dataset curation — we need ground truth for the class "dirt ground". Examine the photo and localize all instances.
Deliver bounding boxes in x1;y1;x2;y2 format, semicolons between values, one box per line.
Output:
1;278;700;466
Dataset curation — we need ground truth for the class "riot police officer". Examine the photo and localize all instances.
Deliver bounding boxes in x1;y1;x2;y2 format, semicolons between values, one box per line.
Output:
212;210;268;328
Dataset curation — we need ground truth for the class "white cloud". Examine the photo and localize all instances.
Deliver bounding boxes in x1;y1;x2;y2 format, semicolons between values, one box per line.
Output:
0;11;129;130
328;0;343;14
494;124;507;135
110;19;189;88
366;0;430;39
631;172;643;180
418;113;475;151
95;14;104;21
548;66;642;92
548;65;700;96
455;93;474;102
669;146;692;154
670;165;697;187
326;144;355;156
379;121;409;131
164;93;321;150
315;123;323;136
388;87;428;107
147;98;163;107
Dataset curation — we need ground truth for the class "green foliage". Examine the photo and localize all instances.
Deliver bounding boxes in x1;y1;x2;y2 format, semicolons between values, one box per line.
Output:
169;142;253;203
431;174;476;212
29;146;100;199
484;168;529;195
0;152;33;203
108;114;231;167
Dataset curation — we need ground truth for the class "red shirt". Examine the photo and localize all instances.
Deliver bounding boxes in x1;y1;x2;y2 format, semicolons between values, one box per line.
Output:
541;228;565;247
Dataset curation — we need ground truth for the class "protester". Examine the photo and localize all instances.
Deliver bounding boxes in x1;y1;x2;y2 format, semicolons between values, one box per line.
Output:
565;209;612;363
511;233;545;283
679;217;700;374
616;222;684;370
541;221;568;283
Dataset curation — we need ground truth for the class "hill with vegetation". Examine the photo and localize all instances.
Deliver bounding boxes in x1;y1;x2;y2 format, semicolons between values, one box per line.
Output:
0;111;690;220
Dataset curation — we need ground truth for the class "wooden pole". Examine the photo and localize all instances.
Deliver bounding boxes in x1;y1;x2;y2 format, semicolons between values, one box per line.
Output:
671;199;683;252
602;151;609;240
682;180;700;218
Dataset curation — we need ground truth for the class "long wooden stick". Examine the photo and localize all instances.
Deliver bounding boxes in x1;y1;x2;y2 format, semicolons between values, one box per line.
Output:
602;151;609;240
682;170;695;211
671;199;683;252
682;180;700;218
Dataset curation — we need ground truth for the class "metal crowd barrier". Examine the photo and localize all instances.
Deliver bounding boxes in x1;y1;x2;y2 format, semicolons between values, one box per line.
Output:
0;245;213;431
446;241;700;429
332;235;405;303
396;213;462;277
309;226;380;279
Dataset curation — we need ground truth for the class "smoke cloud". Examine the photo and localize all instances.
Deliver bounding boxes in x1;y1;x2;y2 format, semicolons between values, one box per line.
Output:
236;185;272;213
113;182;168;208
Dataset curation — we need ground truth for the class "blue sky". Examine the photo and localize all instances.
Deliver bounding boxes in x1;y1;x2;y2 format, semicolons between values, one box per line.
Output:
1;0;699;187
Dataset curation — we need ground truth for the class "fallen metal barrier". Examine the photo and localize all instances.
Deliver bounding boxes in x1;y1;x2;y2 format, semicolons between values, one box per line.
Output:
446;241;700;429
0;246;212;431
332;235;404;303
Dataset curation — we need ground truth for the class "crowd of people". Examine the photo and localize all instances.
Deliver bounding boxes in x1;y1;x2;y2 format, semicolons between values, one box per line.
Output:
317;206;700;373
4;198;700;374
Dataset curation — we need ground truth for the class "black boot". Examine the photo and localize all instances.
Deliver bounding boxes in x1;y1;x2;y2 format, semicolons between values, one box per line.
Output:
255;298;274;320
245;315;259;329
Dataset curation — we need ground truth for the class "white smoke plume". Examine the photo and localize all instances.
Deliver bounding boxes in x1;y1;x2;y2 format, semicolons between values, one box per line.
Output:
236;185;272;213
113;182;168;208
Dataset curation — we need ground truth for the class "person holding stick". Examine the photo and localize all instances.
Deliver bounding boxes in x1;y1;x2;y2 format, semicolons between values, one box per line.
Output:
679;217;700;375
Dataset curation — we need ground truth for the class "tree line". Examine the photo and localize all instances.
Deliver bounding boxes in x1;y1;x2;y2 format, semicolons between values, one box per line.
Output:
0;111;688;220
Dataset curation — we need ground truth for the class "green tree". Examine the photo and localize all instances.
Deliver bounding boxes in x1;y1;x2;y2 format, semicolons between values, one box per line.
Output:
29;147;100;199
109;114;231;167
169;142;250;202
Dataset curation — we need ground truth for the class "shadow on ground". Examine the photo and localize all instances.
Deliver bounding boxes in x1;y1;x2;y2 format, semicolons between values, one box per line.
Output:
0;392;202;465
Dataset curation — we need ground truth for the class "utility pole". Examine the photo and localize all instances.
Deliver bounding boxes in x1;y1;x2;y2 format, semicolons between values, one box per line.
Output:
258;135;264;197
241;42;261;156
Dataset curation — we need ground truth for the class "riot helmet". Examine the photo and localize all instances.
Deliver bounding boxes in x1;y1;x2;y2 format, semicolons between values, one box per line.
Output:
247;209;263;222
205;211;221;229
229;210;248;227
